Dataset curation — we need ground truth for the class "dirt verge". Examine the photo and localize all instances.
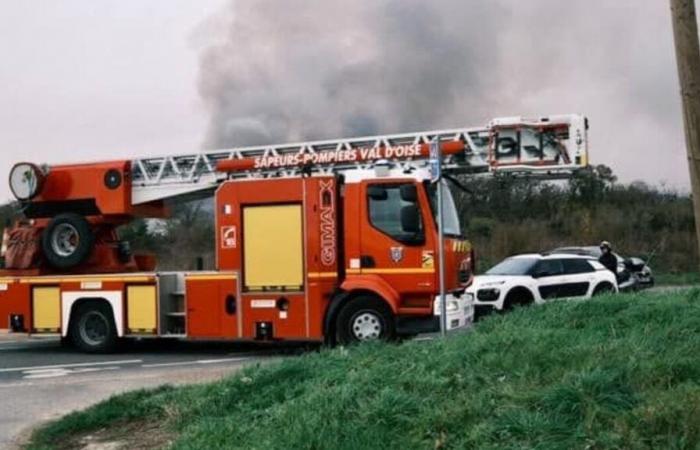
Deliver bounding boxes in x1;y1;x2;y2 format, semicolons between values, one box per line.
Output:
54;419;171;450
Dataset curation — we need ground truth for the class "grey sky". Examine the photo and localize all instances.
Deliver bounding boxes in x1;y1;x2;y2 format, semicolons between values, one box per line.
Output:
0;1;692;203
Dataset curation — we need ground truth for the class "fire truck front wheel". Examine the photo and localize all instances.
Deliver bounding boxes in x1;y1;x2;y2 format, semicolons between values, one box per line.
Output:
336;296;395;345
70;302;119;353
42;213;95;269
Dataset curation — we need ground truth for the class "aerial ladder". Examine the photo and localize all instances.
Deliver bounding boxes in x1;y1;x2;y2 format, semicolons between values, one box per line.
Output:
0;113;588;350
4;113;587;273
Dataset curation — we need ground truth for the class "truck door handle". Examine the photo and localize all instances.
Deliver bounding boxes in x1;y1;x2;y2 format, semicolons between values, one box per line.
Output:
360;255;375;268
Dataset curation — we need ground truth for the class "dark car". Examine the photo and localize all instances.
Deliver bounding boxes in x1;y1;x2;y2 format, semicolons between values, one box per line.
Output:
549;246;654;291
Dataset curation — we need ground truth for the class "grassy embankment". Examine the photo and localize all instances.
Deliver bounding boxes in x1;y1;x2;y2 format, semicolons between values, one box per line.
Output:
28;290;700;449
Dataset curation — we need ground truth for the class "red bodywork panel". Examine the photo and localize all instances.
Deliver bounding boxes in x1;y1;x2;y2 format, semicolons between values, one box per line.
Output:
32;161;166;218
216;177;338;339
36;161;131;215
186;277;239;338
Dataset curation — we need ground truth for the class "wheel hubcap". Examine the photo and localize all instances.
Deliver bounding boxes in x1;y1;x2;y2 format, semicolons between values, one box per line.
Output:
51;223;79;257
351;312;383;341
80;312;108;346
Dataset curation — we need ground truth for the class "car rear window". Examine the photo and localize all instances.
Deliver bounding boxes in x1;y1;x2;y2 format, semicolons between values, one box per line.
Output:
562;258;595;274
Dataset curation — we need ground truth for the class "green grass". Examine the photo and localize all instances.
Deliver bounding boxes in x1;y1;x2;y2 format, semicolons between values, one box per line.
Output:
656;271;700;286
28;291;700;450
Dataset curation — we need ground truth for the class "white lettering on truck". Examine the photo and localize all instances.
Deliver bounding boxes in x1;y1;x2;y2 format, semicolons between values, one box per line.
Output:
319;180;336;266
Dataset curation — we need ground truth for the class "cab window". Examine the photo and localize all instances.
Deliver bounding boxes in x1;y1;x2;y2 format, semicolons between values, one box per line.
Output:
367;183;424;245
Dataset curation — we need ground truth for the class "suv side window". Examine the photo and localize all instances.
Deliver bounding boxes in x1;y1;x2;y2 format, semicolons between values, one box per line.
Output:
533;259;564;277
562;259;595;274
367;184;424;245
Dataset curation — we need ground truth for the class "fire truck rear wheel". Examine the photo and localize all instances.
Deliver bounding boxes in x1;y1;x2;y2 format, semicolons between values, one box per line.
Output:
70;302;119;353
336;296;395;345
41;213;95;269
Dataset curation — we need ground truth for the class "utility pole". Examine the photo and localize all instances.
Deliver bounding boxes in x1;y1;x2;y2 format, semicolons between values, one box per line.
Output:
670;0;700;270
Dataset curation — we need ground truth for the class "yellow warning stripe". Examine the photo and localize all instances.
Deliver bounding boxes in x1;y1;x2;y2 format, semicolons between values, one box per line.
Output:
186;273;238;281
308;272;337;279
19;276;154;284
346;268;435;275
0;272;241;285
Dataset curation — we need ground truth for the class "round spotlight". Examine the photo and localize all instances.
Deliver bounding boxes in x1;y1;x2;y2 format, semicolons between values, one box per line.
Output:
104;168;122;190
9;162;44;201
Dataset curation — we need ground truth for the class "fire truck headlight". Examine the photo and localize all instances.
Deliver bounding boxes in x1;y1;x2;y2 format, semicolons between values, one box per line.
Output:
447;299;460;313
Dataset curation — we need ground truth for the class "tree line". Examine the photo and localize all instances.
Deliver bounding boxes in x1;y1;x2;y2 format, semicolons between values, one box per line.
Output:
0;165;696;274
454;165;696;273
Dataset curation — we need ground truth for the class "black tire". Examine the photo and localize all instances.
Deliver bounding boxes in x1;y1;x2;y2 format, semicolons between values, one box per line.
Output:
503;287;534;311
41;213;95;269
336;296;395;345
70;302;119;353
593;282;615;296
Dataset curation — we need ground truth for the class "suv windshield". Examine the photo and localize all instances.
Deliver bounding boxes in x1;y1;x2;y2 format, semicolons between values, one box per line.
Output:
426;180;461;237
486;257;538;275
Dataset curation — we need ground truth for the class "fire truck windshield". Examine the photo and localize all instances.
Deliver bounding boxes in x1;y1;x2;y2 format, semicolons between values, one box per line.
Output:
426;180;462;237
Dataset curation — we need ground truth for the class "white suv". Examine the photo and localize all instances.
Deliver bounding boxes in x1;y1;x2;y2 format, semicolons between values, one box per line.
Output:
469;253;618;316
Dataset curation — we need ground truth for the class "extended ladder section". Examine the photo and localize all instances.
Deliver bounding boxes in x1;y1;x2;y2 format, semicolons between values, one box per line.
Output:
131;114;588;205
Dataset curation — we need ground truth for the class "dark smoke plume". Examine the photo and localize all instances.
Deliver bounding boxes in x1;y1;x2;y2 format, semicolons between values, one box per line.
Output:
196;0;687;187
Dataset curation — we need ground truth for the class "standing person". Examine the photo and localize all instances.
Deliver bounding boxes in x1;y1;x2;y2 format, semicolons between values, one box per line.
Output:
599;241;618;275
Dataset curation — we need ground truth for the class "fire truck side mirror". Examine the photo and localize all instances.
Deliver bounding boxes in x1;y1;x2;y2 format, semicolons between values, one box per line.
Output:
367;185;388;201
399;184;418;202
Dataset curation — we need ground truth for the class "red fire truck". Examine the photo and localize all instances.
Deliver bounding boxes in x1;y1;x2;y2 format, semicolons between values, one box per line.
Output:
0;115;587;352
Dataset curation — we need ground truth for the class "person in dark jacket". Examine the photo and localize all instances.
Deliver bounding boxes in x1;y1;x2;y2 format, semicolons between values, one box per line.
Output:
598;241;618;275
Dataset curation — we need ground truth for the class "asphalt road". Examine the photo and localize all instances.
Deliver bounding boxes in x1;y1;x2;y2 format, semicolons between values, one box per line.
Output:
0;336;295;450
